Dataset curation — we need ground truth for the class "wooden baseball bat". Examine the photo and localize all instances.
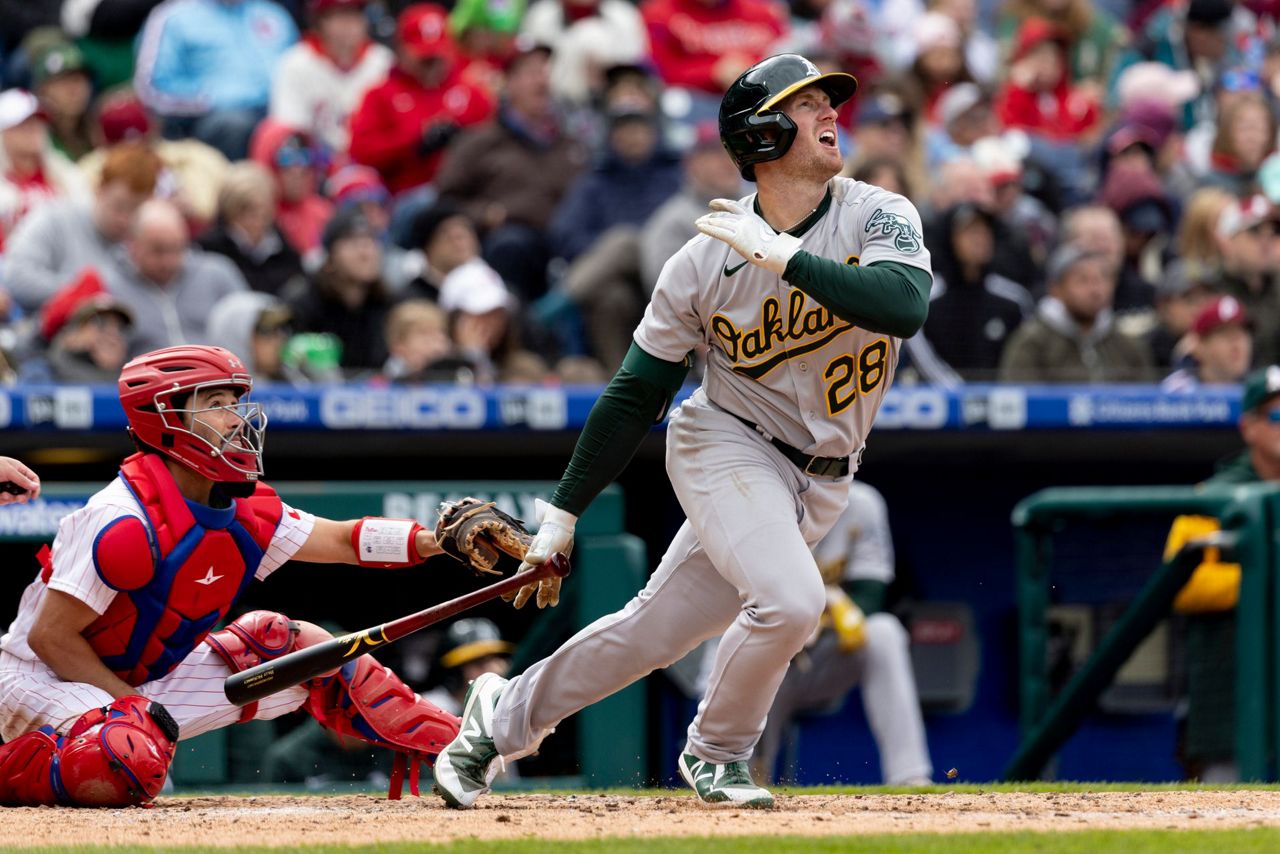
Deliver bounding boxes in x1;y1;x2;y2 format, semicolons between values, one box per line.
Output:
223;554;571;706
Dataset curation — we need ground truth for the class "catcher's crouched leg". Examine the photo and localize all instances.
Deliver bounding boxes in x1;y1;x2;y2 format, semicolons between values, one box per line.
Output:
0;696;179;807
205;609;303;722
306;655;461;799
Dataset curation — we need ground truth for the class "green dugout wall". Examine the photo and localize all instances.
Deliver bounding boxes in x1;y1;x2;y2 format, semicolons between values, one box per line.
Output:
0;481;648;789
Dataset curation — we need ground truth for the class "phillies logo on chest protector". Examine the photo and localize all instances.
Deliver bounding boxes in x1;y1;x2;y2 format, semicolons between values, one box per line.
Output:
40;453;284;685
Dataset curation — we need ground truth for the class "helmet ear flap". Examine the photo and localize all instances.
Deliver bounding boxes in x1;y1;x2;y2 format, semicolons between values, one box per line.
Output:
732;110;798;181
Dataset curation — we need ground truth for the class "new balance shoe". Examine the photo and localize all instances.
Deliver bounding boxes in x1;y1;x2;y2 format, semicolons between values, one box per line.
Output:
433;672;506;809
677;750;775;809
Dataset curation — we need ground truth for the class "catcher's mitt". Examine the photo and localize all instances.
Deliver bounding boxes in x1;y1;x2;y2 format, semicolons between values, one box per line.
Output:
435;498;532;576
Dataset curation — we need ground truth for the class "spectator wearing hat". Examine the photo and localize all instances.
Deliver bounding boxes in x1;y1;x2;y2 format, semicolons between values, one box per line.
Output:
921;155;1041;291
549;106;680;265
287;206;394;371
1147;259;1219;369
77;88;231;227
844;90;927;202
969;134;1057;269
1098;164;1176;312
249;120;333;259
996;0;1128;88
1163;295;1252;390
449;0;527;98
405;201;485;301
930;0;1000;84
925;82;1001;169
18;267;133;383
1213;194;1280;364
104;198;248;355
58;0;164;91
326;164;421;293
435;44;588;300
4;140;160;312
1060;203;1156;328
348;3;496;197
906;203;1032;385
521;0;649;104
270;0;394;157
641;121;743;294
559;118;720;368
198;160;306;296
640;0;788;99
23;32;95;162
996;17;1101;142
0;88;87;252
999;243;1155;382
1112;62;1202;119
134;0;298;160
1113;0;1255;114
206;290;305;384
902;11;976;123
406;202;544;382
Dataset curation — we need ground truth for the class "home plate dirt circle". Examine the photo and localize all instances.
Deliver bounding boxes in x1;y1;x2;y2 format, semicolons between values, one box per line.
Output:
6;791;1280;847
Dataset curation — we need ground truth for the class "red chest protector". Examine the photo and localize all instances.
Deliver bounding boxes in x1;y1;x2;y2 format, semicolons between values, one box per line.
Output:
39;453;284;685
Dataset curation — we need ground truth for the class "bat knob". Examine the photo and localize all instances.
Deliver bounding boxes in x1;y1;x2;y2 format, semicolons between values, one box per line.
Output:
546;553;572;577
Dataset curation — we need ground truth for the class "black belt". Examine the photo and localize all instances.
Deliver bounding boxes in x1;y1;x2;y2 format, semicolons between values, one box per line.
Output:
729;413;850;478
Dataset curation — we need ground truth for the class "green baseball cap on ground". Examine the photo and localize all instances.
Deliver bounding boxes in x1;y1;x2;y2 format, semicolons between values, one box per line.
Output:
1242;365;1280;412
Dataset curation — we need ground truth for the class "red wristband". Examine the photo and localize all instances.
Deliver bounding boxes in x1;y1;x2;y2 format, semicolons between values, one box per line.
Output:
352;517;426;567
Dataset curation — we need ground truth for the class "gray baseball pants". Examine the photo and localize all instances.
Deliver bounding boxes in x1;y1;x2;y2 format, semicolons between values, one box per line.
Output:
490;398;852;764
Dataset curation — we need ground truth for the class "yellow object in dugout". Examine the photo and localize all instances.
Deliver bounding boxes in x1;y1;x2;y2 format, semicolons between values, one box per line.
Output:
1164;515;1241;614
823;586;867;652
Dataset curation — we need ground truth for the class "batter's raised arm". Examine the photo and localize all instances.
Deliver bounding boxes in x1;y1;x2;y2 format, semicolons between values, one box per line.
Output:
782;257;932;338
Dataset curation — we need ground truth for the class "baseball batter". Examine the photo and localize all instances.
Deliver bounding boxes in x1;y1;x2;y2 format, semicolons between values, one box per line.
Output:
434;53;933;809
0;345;461;807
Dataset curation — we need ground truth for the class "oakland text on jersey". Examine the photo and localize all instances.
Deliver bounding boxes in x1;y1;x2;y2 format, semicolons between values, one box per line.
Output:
710;289;854;379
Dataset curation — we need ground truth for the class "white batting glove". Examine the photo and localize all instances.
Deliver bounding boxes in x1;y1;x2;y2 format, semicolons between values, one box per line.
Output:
695;198;803;276
509;499;576;609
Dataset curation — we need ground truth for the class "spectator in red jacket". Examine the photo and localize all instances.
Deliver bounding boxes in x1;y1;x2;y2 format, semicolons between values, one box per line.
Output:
995;17;1100;143
640;0;787;97
347;4;496;196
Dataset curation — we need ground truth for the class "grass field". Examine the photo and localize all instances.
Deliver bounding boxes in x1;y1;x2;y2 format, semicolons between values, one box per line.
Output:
5;783;1280;851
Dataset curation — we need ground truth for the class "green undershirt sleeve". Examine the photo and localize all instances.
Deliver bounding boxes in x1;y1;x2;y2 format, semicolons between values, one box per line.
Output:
782;256;932;339
549;342;692;517
842;579;889;616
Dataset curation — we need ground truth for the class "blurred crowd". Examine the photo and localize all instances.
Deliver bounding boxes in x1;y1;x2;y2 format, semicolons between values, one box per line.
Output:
2;0;1280;388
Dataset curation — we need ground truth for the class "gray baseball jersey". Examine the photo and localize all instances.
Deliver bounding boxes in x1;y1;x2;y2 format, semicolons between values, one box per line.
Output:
487;178;933;773
634;176;932;460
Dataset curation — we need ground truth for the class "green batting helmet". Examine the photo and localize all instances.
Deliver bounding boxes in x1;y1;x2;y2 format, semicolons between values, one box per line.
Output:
719;54;858;181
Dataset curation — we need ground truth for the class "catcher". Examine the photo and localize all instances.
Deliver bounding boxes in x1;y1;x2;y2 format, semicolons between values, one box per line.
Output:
0;345;528;807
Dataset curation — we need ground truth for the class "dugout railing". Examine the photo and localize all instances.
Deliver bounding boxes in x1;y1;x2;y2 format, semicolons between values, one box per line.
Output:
1005;483;1280;781
0;482;648;790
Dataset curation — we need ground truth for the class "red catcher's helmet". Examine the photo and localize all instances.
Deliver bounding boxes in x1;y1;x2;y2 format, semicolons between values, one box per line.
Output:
118;346;267;482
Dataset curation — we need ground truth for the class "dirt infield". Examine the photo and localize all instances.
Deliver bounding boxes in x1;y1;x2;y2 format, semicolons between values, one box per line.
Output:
6;790;1280;847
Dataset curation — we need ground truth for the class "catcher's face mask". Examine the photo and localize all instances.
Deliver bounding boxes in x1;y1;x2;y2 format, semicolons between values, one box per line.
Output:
170;383;268;480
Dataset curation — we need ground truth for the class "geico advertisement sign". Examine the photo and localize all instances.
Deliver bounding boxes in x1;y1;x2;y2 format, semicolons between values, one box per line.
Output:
873;388;950;429
320;388;487;429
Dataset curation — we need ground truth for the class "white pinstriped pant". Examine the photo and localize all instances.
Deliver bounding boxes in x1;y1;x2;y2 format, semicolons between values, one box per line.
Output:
0;645;309;743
